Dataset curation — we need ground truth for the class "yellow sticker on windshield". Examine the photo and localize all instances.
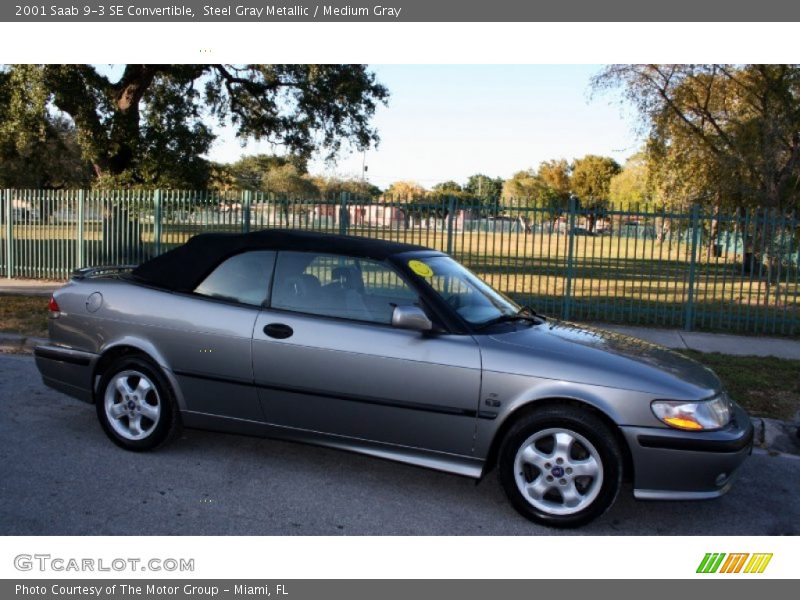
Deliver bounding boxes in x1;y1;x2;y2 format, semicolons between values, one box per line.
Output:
408;259;434;278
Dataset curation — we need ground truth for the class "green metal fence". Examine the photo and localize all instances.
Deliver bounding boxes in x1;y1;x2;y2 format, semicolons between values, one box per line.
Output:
1;189;798;335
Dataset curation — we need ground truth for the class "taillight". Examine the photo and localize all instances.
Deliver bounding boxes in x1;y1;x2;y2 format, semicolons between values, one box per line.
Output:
48;296;60;314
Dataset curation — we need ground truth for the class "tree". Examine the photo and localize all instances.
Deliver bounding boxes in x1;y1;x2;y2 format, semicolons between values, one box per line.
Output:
312;175;381;200
0;64;388;188
502;160;571;202
464;173;504;210
537;159;572;202
0;70;89;188
431;180;462;194
261;163;319;198
571;155;621;231
502;160;573;229
502;169;540;202
592;64;800;212
384;180;427;202
0;115;91;189
216;154;309;191
609;152;652;209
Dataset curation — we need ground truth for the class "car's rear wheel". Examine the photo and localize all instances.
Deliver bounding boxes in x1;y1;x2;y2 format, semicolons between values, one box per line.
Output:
498;405;622;528
96;356;180;451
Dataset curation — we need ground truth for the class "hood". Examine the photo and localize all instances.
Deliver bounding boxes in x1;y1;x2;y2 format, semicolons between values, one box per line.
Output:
480;320;721;400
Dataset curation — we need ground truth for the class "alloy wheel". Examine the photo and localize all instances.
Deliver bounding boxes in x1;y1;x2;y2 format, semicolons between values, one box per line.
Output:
103;370;162;441
513;427;604;516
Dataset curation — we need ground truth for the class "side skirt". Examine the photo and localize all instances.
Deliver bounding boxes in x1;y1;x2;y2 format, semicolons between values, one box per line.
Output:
181;410;484;479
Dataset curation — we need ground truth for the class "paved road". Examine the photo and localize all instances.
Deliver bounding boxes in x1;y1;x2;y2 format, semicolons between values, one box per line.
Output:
1;354;798;536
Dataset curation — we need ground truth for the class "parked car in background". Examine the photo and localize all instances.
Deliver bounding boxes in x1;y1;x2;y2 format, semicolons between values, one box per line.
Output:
571;226;596;236
10;199;41;222
35;230;753;527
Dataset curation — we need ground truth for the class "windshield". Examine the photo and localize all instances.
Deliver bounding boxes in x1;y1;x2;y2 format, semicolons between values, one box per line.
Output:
406;255;522;325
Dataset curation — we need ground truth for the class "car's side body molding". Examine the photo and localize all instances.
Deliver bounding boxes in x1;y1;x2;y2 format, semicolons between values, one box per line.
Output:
174;368;497;420
181;410;485;478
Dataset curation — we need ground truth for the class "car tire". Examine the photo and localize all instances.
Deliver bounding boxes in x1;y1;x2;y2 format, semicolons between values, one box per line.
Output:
498;405;622;528
96;355;181;451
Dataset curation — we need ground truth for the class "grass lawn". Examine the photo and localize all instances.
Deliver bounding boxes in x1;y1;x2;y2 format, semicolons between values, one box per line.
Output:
1;292;797;421
0;294;48;338
680;351;800;421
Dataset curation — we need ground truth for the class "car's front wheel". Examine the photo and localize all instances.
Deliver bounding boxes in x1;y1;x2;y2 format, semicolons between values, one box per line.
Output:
96;356;180;451
498;405;622;528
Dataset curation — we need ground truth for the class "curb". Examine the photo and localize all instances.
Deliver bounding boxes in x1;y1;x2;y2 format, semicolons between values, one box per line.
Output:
0;289;56;297
0;333;47;354
750;416;800;457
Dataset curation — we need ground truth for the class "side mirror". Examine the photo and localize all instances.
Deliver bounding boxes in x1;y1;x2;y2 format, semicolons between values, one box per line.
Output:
391;305;433;332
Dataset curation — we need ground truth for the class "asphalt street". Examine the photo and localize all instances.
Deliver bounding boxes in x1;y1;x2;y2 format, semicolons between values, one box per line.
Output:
1;353;798;535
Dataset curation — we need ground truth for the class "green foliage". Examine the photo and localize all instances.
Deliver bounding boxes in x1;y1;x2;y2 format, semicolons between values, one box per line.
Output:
311;175;381;201
0;66;50;151
431;180;463;193
0;114;91;189
464;173;503;205
593;64;800;211
609;153;651;209
502;169;537;200
384;180;427;202
570;154;621;209
537;159;571;201
0;68;93;188
261;163;319;197
210;154;380;200
213;154;308;191
502;160;572;209
0;64;388;189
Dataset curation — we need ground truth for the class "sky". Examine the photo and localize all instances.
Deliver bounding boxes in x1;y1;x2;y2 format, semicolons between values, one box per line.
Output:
209;65;642;189
96;64;642;189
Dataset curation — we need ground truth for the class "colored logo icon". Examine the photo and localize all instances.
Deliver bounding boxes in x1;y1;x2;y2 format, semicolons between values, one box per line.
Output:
697;553;773;574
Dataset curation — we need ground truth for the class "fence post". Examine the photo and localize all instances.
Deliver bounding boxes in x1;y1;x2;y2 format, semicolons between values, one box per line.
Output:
4;190;12;279
339;192;349;235
242;190;251;233
684;203;701;331
153;189;163;256
563;195;577;320
76;189;85;269
446;195;456;256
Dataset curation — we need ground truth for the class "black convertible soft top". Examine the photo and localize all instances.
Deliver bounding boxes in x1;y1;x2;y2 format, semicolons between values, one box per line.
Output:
130;229;431;292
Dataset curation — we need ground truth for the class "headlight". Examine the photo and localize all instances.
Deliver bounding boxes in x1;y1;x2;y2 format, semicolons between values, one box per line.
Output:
651;394;732;431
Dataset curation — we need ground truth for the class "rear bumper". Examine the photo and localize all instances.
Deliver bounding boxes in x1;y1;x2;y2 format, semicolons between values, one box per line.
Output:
34;344;97;403
621;404;753;500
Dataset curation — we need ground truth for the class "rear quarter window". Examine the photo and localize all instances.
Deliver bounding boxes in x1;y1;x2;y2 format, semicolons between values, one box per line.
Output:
194;250;276;306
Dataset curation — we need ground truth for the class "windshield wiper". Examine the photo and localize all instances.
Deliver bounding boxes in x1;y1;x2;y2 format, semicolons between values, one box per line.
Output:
475;309;543;330
518;305;546;320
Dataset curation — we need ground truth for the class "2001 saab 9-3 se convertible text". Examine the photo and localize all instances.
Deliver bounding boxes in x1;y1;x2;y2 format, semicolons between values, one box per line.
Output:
34;230;753;527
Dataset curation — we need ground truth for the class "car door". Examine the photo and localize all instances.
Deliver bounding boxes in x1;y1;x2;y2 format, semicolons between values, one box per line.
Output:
147;250;276;421
252;251;482;456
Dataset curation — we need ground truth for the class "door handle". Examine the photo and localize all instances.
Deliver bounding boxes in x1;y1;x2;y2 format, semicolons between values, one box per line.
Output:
263;323;294;339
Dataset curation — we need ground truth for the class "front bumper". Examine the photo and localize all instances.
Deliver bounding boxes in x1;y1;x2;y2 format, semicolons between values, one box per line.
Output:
621;403;753;500
34;344;98;403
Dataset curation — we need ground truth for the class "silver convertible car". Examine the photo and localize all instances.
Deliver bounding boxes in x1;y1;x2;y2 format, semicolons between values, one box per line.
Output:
35;230;753;527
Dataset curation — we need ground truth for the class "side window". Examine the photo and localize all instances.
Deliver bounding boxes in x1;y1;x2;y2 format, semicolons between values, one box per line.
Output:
271;252;418;324
194;250;276;306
